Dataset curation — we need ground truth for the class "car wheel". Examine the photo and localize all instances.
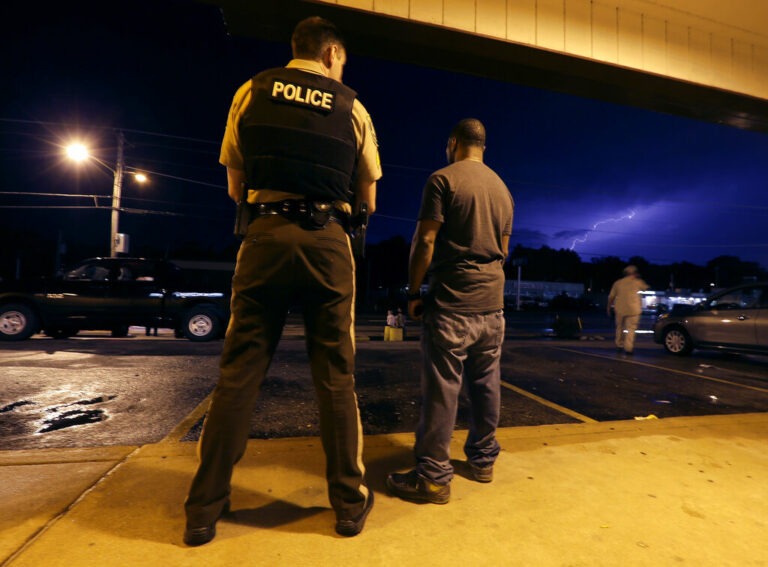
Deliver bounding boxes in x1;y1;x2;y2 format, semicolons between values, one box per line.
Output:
45;327;79;339
182;306;221;342
111;325;129;338
0;303;38;341
663;327;693;355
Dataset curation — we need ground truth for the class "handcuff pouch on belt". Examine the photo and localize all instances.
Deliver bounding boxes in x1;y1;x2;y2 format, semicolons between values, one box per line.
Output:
234;191;367;257
238;199;345;234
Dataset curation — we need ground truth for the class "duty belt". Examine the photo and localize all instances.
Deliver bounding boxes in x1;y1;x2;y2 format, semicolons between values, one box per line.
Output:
249;199;348;231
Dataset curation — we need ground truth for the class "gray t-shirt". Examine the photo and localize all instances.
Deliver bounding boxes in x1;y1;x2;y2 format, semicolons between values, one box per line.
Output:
418;159;514;312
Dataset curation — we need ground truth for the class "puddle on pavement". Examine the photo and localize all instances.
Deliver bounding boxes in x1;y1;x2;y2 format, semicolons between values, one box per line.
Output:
38;409;107;433
72;395;116;406
0;394;118;434
0;400;36;413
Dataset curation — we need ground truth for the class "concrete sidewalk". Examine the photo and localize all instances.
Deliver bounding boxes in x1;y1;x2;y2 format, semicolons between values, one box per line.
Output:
2;414;766;566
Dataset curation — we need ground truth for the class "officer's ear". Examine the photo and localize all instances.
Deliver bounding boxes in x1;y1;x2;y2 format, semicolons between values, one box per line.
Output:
322;44;340;66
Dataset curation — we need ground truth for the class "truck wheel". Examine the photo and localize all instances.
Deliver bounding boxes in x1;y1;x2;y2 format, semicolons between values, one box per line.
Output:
0;303;38;341
182;306;221;342
663;327;693;356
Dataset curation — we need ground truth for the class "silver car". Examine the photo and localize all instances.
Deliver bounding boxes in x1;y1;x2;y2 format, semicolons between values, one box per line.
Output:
654;282;768;355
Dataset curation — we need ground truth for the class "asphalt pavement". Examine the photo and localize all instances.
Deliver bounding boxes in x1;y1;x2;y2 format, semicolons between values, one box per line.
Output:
1;317;768;565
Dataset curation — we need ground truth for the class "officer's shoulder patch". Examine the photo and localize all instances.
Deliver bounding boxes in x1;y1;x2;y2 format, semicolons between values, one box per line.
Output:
367;114;378;147
269;79;335;113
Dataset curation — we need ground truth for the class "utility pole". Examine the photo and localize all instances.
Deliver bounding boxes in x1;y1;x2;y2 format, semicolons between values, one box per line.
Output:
55;230;65;275
110;130;125;257
512;257;527;311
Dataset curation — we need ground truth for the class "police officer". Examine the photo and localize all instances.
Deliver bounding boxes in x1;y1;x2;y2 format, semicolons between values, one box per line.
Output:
184;16;381;546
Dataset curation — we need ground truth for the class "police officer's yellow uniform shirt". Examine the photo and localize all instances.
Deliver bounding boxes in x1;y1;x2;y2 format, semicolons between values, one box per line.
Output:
220;59;382;209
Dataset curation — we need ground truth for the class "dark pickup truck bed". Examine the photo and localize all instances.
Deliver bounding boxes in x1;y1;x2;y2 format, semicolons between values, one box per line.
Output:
0;257;231;341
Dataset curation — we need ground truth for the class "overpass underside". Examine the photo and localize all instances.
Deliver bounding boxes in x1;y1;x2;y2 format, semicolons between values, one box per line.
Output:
208;0;768;134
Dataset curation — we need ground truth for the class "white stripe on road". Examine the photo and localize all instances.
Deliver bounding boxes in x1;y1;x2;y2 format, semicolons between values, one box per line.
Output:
551;346;768;394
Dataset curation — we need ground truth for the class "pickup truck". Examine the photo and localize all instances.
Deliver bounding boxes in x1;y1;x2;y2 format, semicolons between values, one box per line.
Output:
0;257;230;342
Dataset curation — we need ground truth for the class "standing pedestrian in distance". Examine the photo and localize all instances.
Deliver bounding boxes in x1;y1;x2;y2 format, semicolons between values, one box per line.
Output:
387;118;514;504
607;265;649;355
183;16;381;546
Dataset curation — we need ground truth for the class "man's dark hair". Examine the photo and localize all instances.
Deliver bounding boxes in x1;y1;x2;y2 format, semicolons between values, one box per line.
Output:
450;118;486;148
291;16;346;60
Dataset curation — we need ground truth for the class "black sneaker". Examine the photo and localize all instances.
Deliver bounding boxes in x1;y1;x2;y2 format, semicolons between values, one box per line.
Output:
469;463;493;483
335;491;374;537
386;470;450;504
183;500;230;547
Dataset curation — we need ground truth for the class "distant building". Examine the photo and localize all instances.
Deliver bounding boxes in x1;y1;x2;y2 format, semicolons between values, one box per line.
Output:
639;290;709;313
503;280;584;301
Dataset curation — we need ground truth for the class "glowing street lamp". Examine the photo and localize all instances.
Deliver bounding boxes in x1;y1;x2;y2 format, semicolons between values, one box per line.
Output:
66;143;89;162
65;132;146;257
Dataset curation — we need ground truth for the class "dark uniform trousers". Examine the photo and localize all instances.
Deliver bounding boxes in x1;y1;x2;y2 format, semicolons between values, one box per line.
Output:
185;215;369;525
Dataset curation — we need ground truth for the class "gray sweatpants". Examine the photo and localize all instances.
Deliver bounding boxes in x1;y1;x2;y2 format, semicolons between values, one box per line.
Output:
415;309;505;485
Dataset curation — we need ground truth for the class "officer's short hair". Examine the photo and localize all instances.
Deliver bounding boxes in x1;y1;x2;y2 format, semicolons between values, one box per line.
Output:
292;16;346;60
623;265;639;276
450;118;486;148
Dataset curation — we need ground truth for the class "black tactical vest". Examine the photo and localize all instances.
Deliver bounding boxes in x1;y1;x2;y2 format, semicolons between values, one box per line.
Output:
239;67;358;203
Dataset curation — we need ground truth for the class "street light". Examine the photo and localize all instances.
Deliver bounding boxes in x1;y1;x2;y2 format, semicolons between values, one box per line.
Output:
65;131;146;257
66;143;89;162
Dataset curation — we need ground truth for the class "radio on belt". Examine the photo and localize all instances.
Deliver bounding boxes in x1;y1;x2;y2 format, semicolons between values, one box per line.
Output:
270;80;335;112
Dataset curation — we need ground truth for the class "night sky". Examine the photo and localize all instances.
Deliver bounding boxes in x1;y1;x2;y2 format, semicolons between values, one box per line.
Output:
3;1;768;271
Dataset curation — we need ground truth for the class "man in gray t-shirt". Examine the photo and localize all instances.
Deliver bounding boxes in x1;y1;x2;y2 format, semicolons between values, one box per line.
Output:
387;118;514;504
419;149;514;312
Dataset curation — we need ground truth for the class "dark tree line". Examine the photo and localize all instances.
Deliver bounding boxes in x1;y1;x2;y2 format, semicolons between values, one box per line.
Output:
505;244;766;293
2;227;765;298
362;239;767;296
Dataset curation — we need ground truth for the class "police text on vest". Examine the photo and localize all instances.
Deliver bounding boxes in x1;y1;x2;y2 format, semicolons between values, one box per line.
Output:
271;81;335;112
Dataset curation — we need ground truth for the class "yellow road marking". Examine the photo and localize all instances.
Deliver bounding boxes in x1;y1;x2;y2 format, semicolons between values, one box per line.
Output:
552;347;768;394
162;392;213;443
500;380;598;423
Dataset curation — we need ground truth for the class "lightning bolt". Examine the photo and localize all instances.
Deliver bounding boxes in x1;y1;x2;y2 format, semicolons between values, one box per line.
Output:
569;210;636;251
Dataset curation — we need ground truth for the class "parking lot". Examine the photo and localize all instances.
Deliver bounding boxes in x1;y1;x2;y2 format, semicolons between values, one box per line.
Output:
2;319;767;451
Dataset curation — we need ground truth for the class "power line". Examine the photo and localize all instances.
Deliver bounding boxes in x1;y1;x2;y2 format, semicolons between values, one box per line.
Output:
5;192;765;250
0;204;232;220
0;190;231;213
128;155;223;174
128;142;220;155
0;118;220;146
122;168;226;189
3;118;767;216
374;213;417;223
0;191;105;199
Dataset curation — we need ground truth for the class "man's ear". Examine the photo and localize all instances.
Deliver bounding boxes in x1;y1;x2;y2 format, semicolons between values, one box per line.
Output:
325;44;341;66
321;45;333;68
